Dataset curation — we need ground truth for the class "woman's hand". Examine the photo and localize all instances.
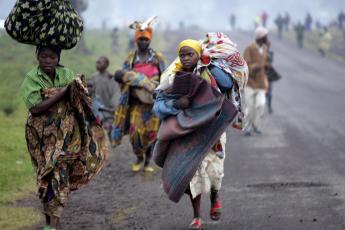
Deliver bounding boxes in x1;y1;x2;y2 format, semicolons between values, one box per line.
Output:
29;86;70;115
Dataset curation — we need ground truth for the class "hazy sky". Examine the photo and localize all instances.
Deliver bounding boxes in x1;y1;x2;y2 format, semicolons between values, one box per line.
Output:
1;0;344;30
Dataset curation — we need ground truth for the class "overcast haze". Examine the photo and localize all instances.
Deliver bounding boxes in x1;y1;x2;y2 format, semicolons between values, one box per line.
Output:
1;0;345;30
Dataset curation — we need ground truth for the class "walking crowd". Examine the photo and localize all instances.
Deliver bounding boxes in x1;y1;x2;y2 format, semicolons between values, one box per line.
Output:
235;9;344;58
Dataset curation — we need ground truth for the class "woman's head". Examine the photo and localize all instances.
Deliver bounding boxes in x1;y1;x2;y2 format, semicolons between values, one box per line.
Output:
36;46;61;74
135;27;152;51
177;39;201;72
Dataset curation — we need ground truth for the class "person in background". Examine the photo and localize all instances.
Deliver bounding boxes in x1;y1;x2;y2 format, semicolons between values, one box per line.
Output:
230;13;236;30
338;11;345;29
112;19;165;173
305;13;313;31
318;26;333;57
254;15;261;29
111;27;119;53
284;12;290;31
274;13;284;39
261;11;269;28
89;56;118;137
87;82;115;124
265;40;281;114
294;21;305;49
243;27;270;136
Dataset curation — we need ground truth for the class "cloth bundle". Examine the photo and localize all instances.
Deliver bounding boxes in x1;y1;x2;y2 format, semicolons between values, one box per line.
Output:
25;75;108;200
5;0;83;49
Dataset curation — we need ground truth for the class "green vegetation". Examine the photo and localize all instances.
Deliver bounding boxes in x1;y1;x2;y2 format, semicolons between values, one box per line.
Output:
0;207;43;230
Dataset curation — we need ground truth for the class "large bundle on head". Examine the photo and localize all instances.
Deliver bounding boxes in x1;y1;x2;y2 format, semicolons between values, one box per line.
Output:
5;0;83;49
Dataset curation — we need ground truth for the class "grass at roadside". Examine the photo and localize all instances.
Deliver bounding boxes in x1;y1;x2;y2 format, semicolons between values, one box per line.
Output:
0;101;41;230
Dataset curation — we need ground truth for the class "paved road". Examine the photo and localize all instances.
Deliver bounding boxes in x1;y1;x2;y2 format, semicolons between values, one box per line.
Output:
26;30;345;230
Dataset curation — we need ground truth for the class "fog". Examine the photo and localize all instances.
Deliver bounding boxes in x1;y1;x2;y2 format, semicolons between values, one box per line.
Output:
1;0;344;30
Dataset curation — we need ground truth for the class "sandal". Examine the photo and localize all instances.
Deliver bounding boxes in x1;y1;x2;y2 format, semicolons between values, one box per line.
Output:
189;218;203;229
210;199;222;221
143;165;155;173
131;162;144;172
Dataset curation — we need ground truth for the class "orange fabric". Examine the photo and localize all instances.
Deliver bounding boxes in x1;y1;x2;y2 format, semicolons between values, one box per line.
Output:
134;27;153;42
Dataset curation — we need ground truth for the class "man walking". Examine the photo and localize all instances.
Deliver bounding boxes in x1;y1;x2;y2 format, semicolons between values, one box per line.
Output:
243;27;270;135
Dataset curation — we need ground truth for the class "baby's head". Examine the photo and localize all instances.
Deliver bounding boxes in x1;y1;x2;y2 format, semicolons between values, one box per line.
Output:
177;39;201;72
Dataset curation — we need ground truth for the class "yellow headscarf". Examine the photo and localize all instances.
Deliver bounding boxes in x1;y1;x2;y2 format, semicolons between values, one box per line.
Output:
157;39;203;91
174;39;202;72
178;39;202;56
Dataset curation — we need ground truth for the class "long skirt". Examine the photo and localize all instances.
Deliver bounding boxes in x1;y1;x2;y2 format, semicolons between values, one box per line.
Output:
128;104;160;156
25;99;108;217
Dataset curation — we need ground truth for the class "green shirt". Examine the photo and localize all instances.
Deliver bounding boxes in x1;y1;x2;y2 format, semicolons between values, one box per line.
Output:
20;66;75;109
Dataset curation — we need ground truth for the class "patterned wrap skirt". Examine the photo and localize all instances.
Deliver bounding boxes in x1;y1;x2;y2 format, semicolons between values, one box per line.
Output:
128;104;160;156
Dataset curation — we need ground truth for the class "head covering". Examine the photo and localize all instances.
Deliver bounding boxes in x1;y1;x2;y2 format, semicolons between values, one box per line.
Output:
134;27;153;42
254;27;269;40
157;39;202;91
36;45;62;62
173;39;202;72
177;39;202;56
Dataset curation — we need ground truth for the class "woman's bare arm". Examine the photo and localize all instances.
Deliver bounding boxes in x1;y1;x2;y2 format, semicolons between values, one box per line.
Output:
29;86;69;115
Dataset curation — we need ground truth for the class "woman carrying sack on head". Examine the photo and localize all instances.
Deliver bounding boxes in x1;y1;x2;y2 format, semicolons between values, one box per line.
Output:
21;45;108;230
7;1;107;229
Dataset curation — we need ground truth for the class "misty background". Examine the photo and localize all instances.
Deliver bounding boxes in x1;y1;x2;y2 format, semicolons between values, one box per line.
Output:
1;0;344;30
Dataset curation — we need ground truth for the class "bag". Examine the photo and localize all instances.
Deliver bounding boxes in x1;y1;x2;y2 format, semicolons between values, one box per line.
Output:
5;0;83;49
267;66;282;82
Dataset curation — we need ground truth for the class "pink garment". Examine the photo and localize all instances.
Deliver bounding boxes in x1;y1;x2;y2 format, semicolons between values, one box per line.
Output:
134;63;159;78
